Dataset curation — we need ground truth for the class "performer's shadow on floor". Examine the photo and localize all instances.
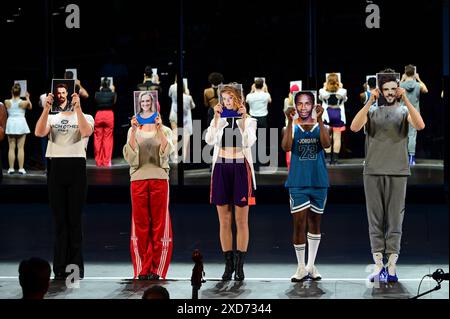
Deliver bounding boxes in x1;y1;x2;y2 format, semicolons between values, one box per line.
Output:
46;279;69;297
364;281;412;299
284;280;329;299
201;280;250;299
111;279;170;298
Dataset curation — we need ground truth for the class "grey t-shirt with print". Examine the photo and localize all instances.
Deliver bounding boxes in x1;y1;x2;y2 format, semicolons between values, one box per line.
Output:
364;104;410;176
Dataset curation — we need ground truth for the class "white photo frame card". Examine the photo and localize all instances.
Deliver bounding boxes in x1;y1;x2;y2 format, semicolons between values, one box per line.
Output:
326;72;341;84
289;80;302;92
325;72;342;83
293;90;317;125
51;79;76;112
133;90;159;125
366;75;376;83
100;77;114;90
65;68;78;80
218;83;244;118
14;80;27;98
376;73;400;106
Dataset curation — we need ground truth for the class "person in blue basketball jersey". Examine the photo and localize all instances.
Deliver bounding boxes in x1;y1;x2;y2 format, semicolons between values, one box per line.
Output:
282;92;331;282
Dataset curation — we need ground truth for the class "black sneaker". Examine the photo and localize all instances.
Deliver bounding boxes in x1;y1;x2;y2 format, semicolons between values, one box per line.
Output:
147;273;160;280
138;273;160;280
54;273;68;280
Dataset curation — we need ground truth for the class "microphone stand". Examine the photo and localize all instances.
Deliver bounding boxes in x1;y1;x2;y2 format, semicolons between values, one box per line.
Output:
410;280;442;299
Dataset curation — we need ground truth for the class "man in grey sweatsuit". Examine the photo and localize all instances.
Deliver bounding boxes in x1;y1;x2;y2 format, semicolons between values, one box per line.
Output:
350;71;425;282
400;64;428;166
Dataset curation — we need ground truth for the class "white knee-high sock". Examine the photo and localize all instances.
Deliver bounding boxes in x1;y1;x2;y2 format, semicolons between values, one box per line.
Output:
306;232;321;269
294;244;306;268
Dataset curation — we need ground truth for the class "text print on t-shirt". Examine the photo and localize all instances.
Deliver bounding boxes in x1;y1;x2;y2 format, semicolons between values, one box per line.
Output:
297;138;318;160
53;119;79;133
50;119;82;145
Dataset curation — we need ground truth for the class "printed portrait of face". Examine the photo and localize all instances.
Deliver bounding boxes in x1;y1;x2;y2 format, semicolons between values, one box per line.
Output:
220;86;242;111
376;73;400;107
295;92;314;122
381;80;398;106
139;92;155;114
56;85;68;106
222;92;234;109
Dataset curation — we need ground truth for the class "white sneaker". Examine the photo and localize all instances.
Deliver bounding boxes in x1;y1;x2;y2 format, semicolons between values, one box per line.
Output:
18;168;27;175
368;252;386;282
368;263;386;283
291;266;309;282
306;265;322;280
7;168;15;174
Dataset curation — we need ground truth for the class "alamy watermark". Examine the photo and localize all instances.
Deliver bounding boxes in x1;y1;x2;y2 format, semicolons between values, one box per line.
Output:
170;120;279;170
65;4;80;29
65;264;81;288
365;1;380;29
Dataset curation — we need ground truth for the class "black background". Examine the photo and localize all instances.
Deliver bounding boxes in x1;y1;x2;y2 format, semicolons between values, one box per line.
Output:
0;0;446;170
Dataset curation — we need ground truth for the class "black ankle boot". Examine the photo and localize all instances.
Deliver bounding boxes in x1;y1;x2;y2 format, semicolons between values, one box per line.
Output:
222;251;235;281
234;250;246;281
332;152;339;164
325;152;331;164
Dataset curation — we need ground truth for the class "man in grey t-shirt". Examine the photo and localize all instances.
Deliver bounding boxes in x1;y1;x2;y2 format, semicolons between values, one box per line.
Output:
350;71;425;283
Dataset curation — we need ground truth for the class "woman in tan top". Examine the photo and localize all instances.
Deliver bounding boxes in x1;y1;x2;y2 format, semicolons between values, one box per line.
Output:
203;72;224;126
123;105;174;281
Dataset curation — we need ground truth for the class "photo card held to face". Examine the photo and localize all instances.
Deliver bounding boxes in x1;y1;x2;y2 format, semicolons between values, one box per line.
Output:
14;80;27;98
51;79;76;112
100;77;114;90
292;90;317;125
326;72;341;84
289;80;302;92
376;73;401;106
65;68;78;80
134;90;159;125
218;83;244;118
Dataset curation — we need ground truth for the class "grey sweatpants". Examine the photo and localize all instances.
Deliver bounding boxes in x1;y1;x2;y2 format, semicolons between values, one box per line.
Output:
408;123;417;155
363;175;407;255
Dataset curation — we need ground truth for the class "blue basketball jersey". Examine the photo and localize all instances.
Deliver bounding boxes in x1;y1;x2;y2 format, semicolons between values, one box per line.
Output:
285;124;329;188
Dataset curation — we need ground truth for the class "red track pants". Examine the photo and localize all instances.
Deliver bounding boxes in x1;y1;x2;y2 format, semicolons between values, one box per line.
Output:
286;151;291;170
130;179;173;279
94;110;114;167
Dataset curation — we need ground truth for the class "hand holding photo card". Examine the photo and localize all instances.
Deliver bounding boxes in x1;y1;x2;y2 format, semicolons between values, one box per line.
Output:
218;83;244;118
51;79;76;112
134;90;159;125
293;90;317;125
376;73;401;107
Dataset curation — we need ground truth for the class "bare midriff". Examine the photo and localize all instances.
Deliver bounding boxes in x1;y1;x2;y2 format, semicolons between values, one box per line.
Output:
219;147;244;159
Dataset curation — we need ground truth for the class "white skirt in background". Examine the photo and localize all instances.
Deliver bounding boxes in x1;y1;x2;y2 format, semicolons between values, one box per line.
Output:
6;117;30;135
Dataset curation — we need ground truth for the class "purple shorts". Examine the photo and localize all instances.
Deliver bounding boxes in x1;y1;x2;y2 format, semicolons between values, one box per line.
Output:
210;158;255;207
326;108;345;128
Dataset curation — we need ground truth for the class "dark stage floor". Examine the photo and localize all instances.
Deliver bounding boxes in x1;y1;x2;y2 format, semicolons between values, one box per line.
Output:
1;158;446;205
0;202;448;299
1;158;444;187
